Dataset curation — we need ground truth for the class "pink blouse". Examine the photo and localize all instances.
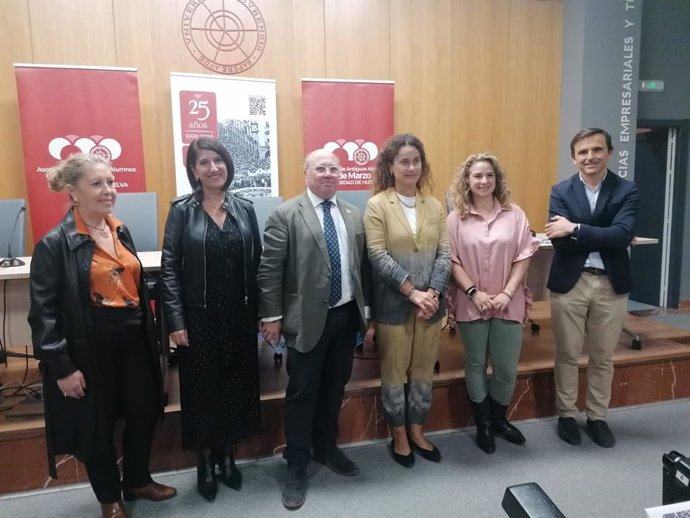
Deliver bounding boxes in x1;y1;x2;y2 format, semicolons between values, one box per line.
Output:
447;201;540;324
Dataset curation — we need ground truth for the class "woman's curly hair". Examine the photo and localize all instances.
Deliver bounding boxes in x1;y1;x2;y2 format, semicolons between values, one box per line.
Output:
450;153;511;218
371;133;432;195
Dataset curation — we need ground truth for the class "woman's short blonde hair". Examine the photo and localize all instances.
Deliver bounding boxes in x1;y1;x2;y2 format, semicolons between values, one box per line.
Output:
46;153;110;193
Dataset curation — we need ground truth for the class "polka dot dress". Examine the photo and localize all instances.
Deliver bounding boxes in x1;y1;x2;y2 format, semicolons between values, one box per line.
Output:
178;212;261;450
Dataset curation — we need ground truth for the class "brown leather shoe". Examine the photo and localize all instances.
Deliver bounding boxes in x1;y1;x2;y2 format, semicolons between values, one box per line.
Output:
122;481;177;502
100;500;127;518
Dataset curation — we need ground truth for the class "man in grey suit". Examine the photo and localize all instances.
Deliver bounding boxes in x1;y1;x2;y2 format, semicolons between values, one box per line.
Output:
258;149;369;510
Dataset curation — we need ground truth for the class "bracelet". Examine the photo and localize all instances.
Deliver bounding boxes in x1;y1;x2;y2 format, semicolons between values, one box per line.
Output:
502;289;514;300
407;288;417;300
465;286;477;298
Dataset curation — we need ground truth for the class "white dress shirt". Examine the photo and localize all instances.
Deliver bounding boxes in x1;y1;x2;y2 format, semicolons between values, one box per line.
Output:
579;173;606;270
306;188;353;307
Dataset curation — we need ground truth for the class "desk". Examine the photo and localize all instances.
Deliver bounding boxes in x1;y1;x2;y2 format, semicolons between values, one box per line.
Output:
532;233;658;250
527;234;659;302
2;238;659;281
0;238;659;348
528;234;659;349
0;251;163;281
0;252;164;350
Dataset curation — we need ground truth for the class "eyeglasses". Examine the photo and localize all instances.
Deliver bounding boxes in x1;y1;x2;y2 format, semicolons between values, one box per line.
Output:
313;165;341;176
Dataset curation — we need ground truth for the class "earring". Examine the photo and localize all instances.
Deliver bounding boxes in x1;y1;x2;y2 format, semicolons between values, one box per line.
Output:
195;177;200;181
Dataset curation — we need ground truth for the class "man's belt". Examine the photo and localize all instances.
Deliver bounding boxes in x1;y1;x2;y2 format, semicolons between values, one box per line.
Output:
582;267;607;276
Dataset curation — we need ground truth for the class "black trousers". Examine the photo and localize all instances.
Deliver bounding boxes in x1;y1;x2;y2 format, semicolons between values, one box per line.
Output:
283;301;358;469
84;325;158;503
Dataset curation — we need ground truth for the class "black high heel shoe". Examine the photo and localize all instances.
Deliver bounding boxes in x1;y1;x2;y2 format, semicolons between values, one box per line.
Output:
389;439;414;468
196;450;218;502
409;437;442;463
214;446;242;490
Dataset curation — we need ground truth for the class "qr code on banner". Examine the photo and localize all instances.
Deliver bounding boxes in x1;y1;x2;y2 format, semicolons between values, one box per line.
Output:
249;95;266;116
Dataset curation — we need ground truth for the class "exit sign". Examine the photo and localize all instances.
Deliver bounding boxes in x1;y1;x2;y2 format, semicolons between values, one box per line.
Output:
640;80;665;92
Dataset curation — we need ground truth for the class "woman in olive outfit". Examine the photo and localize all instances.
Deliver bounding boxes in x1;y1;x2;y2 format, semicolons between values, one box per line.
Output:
364;134;451;467
160;137;262;502
29;154;176;518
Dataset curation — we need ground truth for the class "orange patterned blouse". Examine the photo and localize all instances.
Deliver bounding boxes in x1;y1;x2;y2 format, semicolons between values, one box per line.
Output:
74;209;141;308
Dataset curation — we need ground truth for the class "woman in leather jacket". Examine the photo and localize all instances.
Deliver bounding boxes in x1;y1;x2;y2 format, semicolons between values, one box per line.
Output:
160;137;262;503
28;154;176;518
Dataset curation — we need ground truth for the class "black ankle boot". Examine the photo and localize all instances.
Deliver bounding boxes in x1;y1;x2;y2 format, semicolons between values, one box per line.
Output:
489;396;526;445
214;446;242;490
471;397;495;454
196;450;218;502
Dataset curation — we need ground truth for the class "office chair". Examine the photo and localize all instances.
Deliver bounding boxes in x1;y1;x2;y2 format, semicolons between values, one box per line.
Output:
250;196;284;362
113;192;159;251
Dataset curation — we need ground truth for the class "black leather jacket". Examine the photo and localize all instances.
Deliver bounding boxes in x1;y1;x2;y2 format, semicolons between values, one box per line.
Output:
160;190;261;332
28;209;162;477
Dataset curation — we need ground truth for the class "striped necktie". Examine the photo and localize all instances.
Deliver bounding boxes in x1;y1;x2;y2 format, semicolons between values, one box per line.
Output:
322;200;341;306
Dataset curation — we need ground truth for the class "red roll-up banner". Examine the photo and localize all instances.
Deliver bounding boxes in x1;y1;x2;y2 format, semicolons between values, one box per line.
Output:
14;65;147;242
302;79;394;190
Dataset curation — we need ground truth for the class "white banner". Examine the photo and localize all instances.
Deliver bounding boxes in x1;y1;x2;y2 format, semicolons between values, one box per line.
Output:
170;72;279;197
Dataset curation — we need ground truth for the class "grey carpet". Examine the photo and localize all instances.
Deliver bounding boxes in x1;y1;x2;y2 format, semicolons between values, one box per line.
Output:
2;399;689;517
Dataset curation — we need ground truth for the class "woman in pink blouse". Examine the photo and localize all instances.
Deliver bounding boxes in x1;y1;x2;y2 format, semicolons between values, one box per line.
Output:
447;153;539;454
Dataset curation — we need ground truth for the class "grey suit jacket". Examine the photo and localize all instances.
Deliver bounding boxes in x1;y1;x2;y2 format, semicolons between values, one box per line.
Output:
257;192;368;353
364;188;451;325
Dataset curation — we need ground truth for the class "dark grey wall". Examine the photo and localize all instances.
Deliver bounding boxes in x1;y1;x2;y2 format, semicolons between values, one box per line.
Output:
558;0;642;181
638;0;690;299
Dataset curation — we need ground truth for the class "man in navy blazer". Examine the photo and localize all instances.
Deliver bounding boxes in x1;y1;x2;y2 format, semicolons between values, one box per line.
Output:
545;128;639;448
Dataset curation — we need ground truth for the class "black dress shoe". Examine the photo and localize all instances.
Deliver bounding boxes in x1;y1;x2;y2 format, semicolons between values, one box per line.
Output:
587;419;616;448
282;467;307;510
409;439;442;463
389;439;414;468
214;447;242;490
488;397;526;445
313;446;359;476
196;450;218;503
557;417;582;445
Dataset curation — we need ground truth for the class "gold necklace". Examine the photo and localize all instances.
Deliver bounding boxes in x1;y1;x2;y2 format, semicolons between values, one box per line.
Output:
84;221;109;239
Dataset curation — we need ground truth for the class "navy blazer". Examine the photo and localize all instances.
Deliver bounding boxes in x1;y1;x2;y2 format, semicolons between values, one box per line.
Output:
547;170;639;295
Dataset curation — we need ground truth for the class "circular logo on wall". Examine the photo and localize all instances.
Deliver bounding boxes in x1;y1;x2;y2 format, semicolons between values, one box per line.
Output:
181;0;266;74
48;136;122;161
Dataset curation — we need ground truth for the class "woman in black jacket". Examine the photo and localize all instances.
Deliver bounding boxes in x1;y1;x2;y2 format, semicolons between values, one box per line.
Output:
160;137;262;502
28;154;176;518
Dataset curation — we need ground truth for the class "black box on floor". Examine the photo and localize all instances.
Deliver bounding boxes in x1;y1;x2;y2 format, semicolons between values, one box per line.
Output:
663;451;690;505
502;482;566;517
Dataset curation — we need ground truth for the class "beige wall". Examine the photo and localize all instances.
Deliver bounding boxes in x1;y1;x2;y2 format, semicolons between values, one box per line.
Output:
0;0;562;249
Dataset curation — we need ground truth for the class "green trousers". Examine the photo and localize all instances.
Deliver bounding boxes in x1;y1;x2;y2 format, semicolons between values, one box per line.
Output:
459;318;522;405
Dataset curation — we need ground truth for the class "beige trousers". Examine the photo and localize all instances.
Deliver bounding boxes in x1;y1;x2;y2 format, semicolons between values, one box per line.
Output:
551;272;628;420
375;313;442;426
